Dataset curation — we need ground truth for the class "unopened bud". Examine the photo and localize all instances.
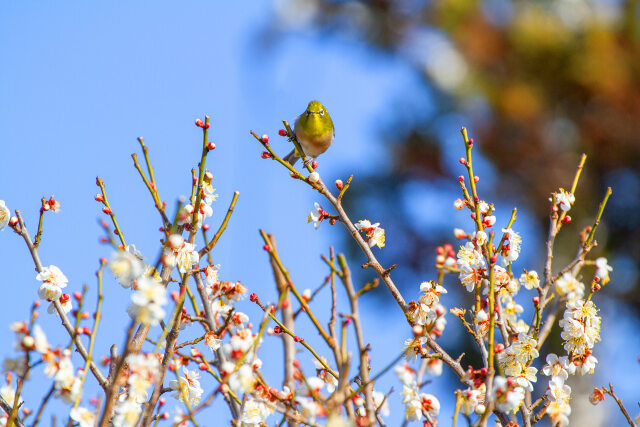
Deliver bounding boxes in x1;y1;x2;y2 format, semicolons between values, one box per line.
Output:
278;129;288;137
22;335;35;350
261;134;269;144
102;206;112;215
495;343;504;353
308;172;320;183
73;291;83;301
335;180;344;191
207;141;216;150
170;291;179;302
412;325;423;336
195;118;204;127
533;296;540;306
261;151;272;159
562;215;572;224
9;216;19;227
459;158;467;165
311;161;318;169
94;194;104;202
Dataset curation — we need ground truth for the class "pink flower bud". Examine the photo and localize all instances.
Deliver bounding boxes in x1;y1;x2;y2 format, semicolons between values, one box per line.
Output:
459;158;467;165
335;179;344;191
102;206;112;215
195;119;204;127
278;129;287;136
261;134;269;144
170;291;179;302
207;141;216;150
532;296;540;306
94;194;104;202
474;176;479;183
562;215;572;224
9;216;19;226
261;151;272;159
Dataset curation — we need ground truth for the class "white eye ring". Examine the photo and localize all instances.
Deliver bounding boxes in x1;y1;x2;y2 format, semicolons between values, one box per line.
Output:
319;109;324;116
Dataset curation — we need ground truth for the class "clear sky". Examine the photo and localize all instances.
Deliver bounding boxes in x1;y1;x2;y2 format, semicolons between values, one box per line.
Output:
0;2;637;426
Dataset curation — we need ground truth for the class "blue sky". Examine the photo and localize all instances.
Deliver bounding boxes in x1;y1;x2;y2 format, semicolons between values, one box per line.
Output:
1;2;637;426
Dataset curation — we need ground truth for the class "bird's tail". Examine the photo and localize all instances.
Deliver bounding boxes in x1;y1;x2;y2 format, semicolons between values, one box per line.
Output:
283;149;300;166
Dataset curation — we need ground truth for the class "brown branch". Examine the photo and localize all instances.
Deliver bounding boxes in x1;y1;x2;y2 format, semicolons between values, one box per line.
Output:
604;383;637;427
14;210;107;389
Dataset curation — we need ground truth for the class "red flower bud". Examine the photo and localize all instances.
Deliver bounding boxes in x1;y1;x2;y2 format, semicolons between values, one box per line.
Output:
474;176;479;183
102;206;112;215
60;294;70;303
249;293;258;302
459;158;467;165
311;161;318;169
562;215;572;224
263;244;270;251
261;134;269;144
170;291;179;302
278;129;288;136
490;255;497;264
195;119;204;127
273;326;282;334
73;291;83;301
207;141;216;150
261;151;272;159
458;176;465;182
159;398;166;406
533;296;540;306
94;194;104;202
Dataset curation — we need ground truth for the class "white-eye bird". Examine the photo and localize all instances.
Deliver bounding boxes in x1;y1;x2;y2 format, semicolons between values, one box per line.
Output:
284;100;335;165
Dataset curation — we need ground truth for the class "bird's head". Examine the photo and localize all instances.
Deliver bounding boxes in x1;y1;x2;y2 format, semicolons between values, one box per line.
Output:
300;100;332;135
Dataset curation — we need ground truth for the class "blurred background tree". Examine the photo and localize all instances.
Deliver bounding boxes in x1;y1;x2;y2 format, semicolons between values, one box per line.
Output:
268;0;640;306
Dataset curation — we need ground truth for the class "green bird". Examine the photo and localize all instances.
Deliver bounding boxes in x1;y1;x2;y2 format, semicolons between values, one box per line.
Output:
284;100;335;166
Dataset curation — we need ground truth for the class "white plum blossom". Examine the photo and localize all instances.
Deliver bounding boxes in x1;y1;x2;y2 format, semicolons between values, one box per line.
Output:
372;390;390;417
109;249;144;288
542;353;574;380
0;383;22;409
204;331;222;352
500;228;521;266
307;202;325;229
492;376;525;413
519;270;540;290
163;234;200;273
127;277;167;326
70;407;96;427
0;200;9;231
355;219;386;248
240;398;273;426
112;396;142;427
228;364;256;395
36;265;68;289
546;376;571;403
553;188;575;211
176;242;199;274
594;257;612;285
170;367;204;407
394;363;416;387
458;388;483;415
204;264;220;287
555;272;585;300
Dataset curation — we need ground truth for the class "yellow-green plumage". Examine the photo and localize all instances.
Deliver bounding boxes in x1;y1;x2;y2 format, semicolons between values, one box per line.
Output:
284;100;335;165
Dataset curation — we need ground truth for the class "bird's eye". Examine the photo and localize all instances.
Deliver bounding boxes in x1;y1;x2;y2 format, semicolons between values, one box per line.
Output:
306;110;310;116
319;109;324;116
